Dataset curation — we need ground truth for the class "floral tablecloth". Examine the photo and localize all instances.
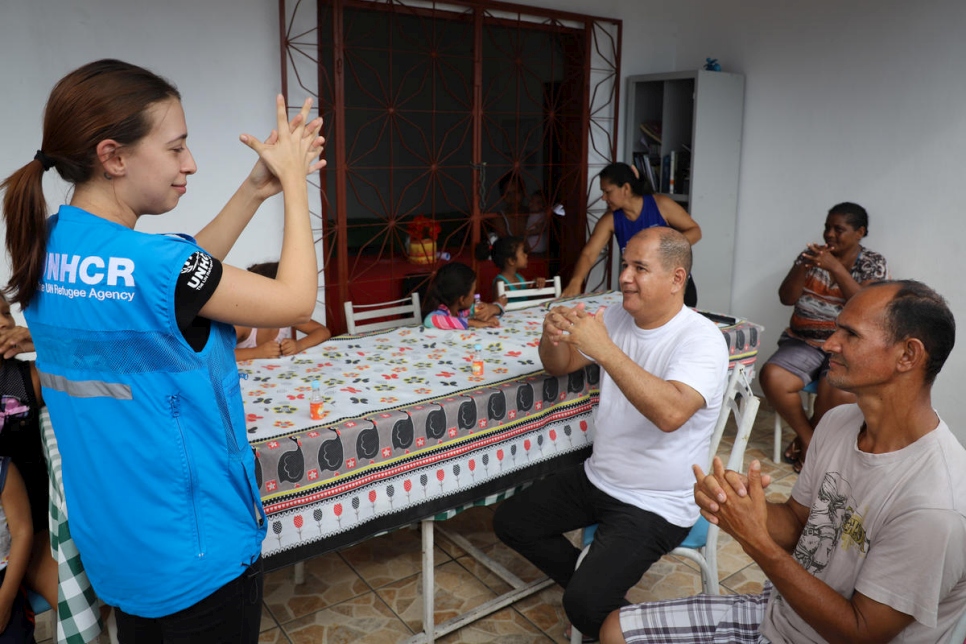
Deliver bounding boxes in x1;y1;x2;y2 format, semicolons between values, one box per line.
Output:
240;293;763;568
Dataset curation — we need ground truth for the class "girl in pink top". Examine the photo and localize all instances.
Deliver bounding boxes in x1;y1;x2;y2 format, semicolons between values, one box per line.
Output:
422;262;504;330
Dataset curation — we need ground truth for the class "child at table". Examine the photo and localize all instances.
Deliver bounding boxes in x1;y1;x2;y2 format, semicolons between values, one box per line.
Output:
475;235;546;297
422;262;505;329
234;261;332;360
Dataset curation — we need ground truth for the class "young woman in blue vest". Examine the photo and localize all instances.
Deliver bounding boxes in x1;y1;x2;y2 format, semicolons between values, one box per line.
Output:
0;59;324;643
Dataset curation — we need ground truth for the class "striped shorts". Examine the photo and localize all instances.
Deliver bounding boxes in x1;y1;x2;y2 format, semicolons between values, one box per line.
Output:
619;584;773;644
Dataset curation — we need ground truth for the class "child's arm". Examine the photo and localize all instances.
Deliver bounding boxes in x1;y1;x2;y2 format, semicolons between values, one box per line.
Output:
235;343;282;361
0;463;33;633
534;277;547;289
472;301;505;322
281;320;332;356
468;317;499;328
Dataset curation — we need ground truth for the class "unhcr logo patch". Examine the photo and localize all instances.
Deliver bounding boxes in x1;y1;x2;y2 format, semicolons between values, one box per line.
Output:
43;253;136;303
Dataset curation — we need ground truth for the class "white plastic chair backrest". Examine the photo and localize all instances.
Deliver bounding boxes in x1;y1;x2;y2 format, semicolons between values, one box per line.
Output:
707;363;760;472
496;275;562;311
344;293;422;334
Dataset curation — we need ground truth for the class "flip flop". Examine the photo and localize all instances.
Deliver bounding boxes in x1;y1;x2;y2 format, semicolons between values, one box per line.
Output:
792;457;804;474
783;437;802;464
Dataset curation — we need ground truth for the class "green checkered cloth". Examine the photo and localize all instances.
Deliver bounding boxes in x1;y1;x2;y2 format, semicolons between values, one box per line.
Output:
40;408;105;644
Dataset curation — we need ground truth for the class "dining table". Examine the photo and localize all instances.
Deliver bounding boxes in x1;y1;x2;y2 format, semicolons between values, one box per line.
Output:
239;291;764;642
42;291;764;643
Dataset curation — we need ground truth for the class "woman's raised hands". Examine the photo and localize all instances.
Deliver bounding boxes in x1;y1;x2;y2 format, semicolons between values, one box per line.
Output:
241;96;326;200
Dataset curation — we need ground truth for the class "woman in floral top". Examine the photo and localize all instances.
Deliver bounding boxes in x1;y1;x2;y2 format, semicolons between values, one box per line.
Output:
759;202;889;472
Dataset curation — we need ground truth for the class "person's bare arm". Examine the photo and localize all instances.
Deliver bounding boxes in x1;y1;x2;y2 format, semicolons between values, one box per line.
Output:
194;180;269;262
235;341;282;361
778;259;810;305
696;459;915;643
654;194;701;245
281;320;332;355
562;213;614;297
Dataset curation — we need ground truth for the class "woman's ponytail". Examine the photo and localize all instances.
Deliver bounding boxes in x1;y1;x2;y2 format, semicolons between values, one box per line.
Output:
2;159;51;309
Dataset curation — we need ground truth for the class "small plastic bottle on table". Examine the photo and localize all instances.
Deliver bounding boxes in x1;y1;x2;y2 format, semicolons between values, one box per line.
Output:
310;379;324;420
472;343;484;376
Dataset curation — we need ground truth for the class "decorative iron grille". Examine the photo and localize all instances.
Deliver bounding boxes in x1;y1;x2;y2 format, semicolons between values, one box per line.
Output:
280;0;620;333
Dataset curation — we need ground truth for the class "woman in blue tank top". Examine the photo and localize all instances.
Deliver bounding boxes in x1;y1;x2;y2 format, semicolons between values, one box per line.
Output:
563;162;701;305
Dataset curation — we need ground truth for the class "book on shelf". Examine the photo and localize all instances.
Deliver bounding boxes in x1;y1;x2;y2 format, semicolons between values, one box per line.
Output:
632;151;659;193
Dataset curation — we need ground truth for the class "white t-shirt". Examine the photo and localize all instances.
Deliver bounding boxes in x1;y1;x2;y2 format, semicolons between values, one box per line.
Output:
761;404;966;643
584;305;728;528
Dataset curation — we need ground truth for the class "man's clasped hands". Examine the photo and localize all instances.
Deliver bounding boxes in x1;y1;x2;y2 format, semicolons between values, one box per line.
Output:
542;302;609;354
694;456;774;555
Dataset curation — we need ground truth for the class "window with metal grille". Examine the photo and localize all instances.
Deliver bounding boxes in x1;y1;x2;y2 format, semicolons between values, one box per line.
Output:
280;0;621;333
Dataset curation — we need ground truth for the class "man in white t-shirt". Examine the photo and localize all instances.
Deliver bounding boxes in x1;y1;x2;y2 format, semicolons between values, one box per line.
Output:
601;279;966;644
493;227;729;639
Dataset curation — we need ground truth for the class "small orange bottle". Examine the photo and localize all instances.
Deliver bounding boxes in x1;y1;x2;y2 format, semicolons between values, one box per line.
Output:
310;379;324;420
471;343;484;376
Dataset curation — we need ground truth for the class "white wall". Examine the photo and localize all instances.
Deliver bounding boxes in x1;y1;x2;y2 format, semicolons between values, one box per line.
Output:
657;0;966;439
3;0;964;438
0;0;289;312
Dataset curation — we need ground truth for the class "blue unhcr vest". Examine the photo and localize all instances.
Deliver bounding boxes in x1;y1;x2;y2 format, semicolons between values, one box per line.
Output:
25;206;266;617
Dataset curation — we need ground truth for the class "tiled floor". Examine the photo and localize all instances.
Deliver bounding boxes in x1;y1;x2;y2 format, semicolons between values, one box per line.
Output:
36;404;796;644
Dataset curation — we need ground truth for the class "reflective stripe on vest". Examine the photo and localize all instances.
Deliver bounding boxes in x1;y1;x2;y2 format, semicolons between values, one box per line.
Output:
39;372;133;400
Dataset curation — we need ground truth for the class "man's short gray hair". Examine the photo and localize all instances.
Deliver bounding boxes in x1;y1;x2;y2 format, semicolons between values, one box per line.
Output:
652;227;692;275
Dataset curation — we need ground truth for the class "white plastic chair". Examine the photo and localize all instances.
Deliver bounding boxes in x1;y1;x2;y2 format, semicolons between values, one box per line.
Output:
772;378;818;463
343;293;421;334
496;276;561;311
570;363;760;644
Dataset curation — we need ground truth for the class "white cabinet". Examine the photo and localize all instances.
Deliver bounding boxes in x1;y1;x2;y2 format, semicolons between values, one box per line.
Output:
624;70;744;313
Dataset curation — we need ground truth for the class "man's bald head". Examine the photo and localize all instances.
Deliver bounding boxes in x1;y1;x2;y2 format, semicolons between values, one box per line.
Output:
628;227;692;276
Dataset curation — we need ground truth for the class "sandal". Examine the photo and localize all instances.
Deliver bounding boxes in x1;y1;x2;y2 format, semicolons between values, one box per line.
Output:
792;457;804;474
783;437;802;464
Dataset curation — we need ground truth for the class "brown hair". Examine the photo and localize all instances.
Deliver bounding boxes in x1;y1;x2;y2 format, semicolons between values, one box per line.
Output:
1;59;181;309
246;261;279;279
